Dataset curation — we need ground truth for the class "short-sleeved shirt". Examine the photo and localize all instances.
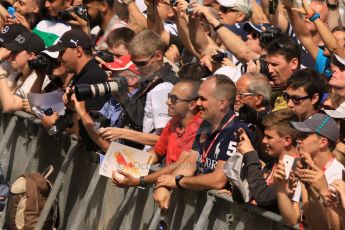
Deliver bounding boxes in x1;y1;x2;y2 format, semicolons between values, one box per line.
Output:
143;82;174;134
154;113;203;165
193;111;254;175
71;58;108;111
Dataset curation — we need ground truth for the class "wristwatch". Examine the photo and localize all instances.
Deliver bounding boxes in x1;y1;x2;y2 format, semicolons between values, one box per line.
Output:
175;175;185;189
327;1;339;10
138;176;147;189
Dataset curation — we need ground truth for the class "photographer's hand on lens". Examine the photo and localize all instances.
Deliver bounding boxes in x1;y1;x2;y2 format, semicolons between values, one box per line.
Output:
155;175;176;189
67;11;89;35
236;128;254;154
190;3;218;26
222;57;235;67
153;186;171;209
245;60;262;74
112;170;140;188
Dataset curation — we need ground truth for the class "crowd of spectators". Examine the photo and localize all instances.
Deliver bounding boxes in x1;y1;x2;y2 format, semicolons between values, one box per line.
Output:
0;0;345;228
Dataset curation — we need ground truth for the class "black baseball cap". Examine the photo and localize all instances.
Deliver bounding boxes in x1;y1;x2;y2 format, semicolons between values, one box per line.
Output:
0;24;29;45
3;31;45;54
47;29;93;52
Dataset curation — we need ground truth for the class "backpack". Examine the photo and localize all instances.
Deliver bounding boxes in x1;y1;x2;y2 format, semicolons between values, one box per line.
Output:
5;165;59;230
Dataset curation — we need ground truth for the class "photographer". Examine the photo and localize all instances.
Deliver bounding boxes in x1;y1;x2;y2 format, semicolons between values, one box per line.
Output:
0;31;45;112
99;30;179;150
45;29;108;142
70;55;141;152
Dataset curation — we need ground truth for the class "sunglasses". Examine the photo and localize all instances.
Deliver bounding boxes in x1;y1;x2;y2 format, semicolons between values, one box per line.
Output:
220;6;237;14
282;92;310;105
168;93;195;104
131;53;155;67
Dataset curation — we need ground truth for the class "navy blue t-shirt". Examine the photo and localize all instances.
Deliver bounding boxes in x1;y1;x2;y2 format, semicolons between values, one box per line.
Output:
192;112;254;175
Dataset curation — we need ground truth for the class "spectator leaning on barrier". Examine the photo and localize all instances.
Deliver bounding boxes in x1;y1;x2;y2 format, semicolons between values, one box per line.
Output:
153;75;254;210
236;109;299;212
274;113;344;229
111;80;203;188
99;30;179;150
0;31;45;112
284;68;327;121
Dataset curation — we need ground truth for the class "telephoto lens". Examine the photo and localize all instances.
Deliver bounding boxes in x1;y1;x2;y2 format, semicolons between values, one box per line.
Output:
75;77;128;101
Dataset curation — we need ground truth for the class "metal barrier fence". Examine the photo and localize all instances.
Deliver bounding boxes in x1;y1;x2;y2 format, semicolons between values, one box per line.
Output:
0;112;298;230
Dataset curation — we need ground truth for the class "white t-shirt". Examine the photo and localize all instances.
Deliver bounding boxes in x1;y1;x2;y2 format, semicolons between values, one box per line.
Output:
143;82;173;134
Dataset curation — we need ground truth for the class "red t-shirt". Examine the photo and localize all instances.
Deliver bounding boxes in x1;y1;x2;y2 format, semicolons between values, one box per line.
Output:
154;113;203;165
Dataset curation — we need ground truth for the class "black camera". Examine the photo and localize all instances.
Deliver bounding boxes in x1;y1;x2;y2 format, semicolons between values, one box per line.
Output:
74;77;128;101
211;52;227;62
58;5;88;21
241;58;271;80
48;111;74;135
96;50;114;63
259;27;281;44
28;52;59;74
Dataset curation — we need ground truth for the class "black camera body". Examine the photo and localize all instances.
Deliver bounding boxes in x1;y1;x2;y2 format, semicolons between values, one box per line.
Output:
49;111;74;135
211;52;227;62
241;58;271;80
28;52;58;74
96;50;114;63
259;27;281;44
58;5;88;21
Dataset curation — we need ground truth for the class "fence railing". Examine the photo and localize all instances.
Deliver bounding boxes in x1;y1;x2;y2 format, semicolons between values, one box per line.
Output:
0;111;298;230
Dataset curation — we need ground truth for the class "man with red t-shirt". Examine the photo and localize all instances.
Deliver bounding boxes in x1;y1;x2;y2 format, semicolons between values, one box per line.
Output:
112;80;203;188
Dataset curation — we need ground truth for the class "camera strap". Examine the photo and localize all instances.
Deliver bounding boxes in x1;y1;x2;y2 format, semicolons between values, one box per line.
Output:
137;76;163;99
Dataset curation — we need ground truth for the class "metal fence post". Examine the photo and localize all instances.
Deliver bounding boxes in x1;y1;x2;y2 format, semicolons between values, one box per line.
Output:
34;140;78;230
69;166;101;230
0;116;18;158
194;192;215;229
148;208;161;230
